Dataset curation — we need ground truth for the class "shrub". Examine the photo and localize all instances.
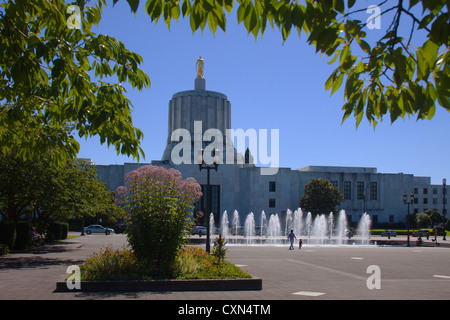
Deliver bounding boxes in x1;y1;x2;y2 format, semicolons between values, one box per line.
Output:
212;234;228;265
80;245;252;281
60;222;69;240
0;244;8;255
47;222;62;241
80;246;143;280
14;221;32;249
0;221;16;249
120;165;202;277
174;246;252;280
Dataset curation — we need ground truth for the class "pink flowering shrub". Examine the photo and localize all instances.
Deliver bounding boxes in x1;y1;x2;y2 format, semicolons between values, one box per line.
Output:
116;165;202;277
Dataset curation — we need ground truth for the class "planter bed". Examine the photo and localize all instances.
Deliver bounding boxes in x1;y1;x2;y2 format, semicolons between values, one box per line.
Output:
55;277;262;292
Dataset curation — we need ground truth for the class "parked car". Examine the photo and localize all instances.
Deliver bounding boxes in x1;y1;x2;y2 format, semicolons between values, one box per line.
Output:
191;226;207;236
84;224;114;235
380;230;397;237
413;229;430;237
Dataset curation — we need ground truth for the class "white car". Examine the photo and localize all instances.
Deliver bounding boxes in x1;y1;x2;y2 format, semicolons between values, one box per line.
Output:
84;224;114;235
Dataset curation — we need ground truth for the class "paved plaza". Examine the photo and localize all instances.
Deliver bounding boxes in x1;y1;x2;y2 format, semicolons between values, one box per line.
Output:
0;233;449;301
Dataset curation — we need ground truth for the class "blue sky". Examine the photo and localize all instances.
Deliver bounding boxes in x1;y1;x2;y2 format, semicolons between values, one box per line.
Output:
76;1;450;185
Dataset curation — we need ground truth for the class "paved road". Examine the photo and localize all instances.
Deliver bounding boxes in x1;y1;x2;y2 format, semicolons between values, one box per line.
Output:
1;233;449;301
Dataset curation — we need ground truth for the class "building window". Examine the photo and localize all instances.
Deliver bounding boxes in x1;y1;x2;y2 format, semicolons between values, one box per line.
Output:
331;181;339;188
414;197;418;204
433;188;438;194
414;187;418;194
357;181;365;200
389;215;394;223
370;182;378;200
344;181;352;200
423;198;428;204
269;198;276;208
269;181;276;192
372;215;378;225
414;208;419;214
432;198;438;205
423;188;428;194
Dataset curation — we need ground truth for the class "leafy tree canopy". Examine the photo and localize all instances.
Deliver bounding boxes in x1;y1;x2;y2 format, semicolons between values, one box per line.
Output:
121;0;449;127
0;0;149;164
0;152;119;223
299;177;343;215
1;0;448;165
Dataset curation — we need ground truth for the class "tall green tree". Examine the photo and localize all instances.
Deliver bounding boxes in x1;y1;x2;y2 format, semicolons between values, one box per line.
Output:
299;178;343;215
0;153;119;225
0;0;149;164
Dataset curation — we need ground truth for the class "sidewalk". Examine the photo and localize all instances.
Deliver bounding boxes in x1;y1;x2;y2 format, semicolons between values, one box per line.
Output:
1;233;450;300
0;233;126;300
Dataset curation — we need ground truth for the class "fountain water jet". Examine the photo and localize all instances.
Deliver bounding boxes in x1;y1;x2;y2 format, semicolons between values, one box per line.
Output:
357;213;372;245
305;212;312;239
312;214;327;245
336;210;348;245
328;212;334;239
244;212;256;244
220;210;229;239
267;214;281;244
232;210;240;244
260;211;267;244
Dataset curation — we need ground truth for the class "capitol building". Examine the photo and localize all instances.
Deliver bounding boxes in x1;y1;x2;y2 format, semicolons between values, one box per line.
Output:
92;60;448;227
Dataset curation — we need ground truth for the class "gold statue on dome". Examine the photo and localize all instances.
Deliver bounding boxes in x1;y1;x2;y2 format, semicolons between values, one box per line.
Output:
196;56;205;78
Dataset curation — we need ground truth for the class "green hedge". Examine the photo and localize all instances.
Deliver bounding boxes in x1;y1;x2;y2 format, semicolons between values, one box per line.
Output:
47;221;69;241
0;244;8;255
14;221;32;250
0;221;16;249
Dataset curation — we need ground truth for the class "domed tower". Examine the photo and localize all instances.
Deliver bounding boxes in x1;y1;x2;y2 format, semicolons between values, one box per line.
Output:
161;57;235;164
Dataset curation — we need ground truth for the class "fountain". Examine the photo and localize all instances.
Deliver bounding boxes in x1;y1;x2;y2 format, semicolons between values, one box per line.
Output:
215;208;373;246
305;212;312;239
244;212;256;244
357;212;372;245
285;209;293;237
267;214;281;244
312;214;327;245
221;210;229;239
293;209;303;238
232;210;240;244
260;211;267;244
336;210;348;245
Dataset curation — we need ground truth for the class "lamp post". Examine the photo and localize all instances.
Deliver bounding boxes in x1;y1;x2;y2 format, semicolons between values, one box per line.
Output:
443;178;447;241
403;193;415;247
198;148;220;253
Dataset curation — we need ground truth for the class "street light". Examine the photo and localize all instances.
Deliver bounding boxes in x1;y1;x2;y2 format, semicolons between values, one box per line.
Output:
198;148;220;253
403;193;415;247
443;178;447;241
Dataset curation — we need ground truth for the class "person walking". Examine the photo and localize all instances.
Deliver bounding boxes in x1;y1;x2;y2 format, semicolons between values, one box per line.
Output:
288;230;296;250
299;238;303;250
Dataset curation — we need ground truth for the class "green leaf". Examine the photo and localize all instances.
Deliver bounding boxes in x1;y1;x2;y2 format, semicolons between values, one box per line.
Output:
127;0;140;13
331;73;343;96
356;38;370;54
339;45;350;65
417;40;439;80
